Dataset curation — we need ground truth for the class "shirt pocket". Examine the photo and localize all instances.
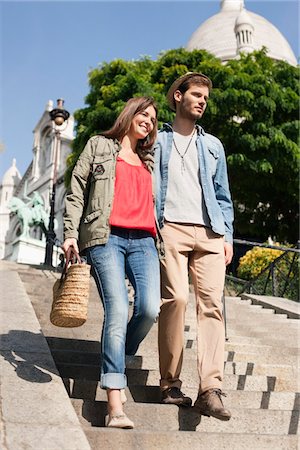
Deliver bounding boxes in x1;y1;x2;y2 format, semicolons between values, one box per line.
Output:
207;146;219;176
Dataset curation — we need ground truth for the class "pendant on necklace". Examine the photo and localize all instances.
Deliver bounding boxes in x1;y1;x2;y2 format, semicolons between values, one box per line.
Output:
180;158;185;174
173;128;195;175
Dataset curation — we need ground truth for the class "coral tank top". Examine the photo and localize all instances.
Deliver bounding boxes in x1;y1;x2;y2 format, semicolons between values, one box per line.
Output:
109;157;156;236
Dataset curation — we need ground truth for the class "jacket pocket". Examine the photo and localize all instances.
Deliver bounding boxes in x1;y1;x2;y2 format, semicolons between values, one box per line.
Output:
83;209;102;224
91;158;113;180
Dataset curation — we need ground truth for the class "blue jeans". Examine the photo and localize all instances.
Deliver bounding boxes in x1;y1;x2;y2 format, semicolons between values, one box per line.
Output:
86;227;160;390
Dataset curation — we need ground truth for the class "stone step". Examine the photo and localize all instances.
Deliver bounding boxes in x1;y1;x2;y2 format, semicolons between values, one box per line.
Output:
47;334;299;365
47;335;299;367
240;294;300;320
22;274;299;348
18;270;59;282
226;330;299;345
226;309;283;319
71;399;298;435
46;318;300;351
43;321;299;355
187;328;298;345
47;337;101;353
225;313;293;324
227;336;299;349
68;381;300;412
225;303;299;321
56;362;299;392
225;334;299;349
51;349;298;380
226;312;299;326
134;318;298;341
224;342;299;355
226;318;299;329
84;428;299;450
229;332;299;344
227;327;300;338
226;350;299;366
189;304;289;319
225;312;299;324
23;277;293;324
39;321;299;352
224;362;298;379
16;266;300;447
135;344;299;364
25;280;99;292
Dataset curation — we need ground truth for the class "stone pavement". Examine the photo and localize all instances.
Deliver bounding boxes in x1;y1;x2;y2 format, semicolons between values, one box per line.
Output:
0;260;299;449
0;261;90;450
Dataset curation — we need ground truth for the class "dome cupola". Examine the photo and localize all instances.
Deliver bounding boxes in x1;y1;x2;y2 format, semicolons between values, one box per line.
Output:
1;158;21;187
221;0;244;12
186;0;297;66
234;8;255;54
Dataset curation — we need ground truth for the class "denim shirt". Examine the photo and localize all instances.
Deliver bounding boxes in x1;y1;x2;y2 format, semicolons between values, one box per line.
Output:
154;123;234;243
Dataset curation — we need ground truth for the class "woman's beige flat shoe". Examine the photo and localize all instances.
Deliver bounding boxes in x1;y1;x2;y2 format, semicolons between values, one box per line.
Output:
105;412;134;429
121;389;127;404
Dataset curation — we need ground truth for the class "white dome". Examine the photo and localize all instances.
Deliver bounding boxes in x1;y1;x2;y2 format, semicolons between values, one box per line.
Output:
186;0;297;66
2;159;21;187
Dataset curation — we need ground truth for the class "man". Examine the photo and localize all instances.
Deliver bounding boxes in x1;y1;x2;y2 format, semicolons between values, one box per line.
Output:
154;72;234;421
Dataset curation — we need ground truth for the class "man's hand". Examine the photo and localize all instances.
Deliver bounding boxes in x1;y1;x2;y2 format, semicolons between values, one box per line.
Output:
224;242;233;266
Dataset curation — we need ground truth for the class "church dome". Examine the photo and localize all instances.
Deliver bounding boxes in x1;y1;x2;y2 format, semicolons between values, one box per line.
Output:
186;0;297;66
2;159;21;187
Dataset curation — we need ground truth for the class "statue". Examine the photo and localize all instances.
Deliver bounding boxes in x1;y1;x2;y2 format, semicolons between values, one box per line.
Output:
8;191;54;238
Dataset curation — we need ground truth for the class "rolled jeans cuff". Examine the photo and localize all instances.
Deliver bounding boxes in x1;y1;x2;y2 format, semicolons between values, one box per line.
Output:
100;372;127;390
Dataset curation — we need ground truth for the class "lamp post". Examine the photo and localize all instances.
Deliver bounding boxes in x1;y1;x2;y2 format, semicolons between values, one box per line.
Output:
44;99;70;266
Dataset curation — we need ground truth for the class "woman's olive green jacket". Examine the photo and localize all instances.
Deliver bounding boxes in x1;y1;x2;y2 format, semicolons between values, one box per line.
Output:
64;135;155;252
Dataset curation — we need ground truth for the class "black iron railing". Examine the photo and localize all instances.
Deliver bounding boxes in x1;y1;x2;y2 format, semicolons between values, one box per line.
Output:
225;239;299;302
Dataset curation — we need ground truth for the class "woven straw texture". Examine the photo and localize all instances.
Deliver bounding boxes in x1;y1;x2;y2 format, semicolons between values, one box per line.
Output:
50;263;91;327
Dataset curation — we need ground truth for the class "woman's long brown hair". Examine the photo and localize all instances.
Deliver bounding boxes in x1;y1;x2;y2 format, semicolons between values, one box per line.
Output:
102;96;157;153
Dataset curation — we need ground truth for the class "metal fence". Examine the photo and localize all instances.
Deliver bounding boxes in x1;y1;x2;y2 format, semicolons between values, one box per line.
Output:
225;239;300;302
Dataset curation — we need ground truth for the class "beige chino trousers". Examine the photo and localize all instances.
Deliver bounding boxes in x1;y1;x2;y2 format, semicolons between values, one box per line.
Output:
158;222;226;394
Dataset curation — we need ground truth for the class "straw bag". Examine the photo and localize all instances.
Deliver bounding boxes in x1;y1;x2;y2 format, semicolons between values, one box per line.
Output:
50;250;91;327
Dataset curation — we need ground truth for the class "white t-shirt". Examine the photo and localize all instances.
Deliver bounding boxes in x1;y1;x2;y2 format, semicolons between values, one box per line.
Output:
164;131;210;226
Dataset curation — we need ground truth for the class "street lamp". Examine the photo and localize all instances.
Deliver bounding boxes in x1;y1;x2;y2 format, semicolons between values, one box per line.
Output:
44;99;70;266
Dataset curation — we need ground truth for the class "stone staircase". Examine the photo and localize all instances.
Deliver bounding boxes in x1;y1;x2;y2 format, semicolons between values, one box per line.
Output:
12;263;300;449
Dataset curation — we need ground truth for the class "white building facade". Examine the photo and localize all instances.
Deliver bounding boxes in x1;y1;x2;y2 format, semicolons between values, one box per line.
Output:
0;159;21;259
0;100;74;264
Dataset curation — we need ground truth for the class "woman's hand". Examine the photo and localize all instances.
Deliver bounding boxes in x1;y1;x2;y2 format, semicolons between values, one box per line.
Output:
61;238;79;256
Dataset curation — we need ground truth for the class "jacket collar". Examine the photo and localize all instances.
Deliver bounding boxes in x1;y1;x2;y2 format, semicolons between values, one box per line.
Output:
113;139;122;153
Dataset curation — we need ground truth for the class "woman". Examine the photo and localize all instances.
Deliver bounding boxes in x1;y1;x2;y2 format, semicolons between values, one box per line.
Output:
62;97;160;429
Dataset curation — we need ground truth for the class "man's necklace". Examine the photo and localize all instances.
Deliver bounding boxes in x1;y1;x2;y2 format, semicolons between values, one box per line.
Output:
172;129;196;174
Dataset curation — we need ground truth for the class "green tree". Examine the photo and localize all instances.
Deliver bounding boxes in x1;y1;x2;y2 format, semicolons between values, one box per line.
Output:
67;48;299;243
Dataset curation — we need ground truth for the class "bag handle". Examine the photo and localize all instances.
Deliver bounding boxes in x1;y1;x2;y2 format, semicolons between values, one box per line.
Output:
59;247;82;285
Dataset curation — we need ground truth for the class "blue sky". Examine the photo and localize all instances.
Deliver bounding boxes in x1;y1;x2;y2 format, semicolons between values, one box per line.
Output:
0;0;299;180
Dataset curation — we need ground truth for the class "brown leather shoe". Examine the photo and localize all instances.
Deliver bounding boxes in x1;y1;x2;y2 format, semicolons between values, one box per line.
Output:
161;387;192;407
194;389;231;421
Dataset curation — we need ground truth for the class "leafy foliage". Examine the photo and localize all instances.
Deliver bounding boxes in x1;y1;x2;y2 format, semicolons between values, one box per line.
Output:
236;243;299;301
237;245;284;279
66;48;299;243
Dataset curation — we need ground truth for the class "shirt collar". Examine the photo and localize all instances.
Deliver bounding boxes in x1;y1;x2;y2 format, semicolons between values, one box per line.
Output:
162;122;205;136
